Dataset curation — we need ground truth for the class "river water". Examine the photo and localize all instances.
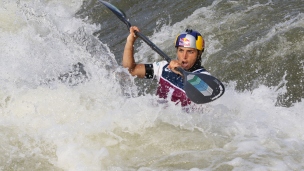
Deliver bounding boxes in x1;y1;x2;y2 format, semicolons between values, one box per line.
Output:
1;0;304;170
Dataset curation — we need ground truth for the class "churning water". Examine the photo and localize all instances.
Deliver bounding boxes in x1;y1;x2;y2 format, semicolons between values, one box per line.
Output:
1;0;304;170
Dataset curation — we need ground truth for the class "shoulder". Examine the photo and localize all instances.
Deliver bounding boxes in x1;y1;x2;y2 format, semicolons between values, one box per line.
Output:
193;67;211;75
153;61;168;68
152;60;168;79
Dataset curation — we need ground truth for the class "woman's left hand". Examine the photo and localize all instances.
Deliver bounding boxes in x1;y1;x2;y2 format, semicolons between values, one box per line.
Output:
168;60;182;76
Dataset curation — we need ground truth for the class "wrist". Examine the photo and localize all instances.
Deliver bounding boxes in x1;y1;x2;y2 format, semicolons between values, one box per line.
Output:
127;34;137;42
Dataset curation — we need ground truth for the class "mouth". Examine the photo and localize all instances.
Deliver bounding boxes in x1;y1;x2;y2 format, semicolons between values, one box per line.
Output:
181;61;188;69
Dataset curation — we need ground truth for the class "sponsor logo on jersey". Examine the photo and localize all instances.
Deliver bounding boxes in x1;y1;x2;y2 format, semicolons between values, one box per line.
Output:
164;67;171;72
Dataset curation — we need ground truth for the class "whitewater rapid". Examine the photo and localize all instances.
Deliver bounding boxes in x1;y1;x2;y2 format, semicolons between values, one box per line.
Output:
1;0;304;170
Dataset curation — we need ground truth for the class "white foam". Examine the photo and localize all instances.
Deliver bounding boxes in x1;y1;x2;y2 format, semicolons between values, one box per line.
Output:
1;0;304;170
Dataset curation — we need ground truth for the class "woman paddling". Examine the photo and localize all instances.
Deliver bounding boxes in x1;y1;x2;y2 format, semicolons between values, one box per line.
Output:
123;26;210;106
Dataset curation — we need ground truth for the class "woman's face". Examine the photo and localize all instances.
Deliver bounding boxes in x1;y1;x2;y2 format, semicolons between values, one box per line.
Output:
176;47;199;70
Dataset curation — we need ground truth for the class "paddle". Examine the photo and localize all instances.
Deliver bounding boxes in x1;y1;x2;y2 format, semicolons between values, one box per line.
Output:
99;0;225;104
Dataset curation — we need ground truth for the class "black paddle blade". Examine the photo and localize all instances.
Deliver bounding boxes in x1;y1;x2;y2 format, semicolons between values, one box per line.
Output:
99;0;131;29
183;71;225;104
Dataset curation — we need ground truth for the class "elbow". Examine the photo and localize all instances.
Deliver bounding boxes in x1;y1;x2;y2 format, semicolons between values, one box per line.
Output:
123;64;135;76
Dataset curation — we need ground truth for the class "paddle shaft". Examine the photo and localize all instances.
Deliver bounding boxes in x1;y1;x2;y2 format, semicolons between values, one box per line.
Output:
100;1;172;63
134;31;172;63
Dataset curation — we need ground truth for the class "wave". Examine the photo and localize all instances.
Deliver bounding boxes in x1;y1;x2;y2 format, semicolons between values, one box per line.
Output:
0;0;304;170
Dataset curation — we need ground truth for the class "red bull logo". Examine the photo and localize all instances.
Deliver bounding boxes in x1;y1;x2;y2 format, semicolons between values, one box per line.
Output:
179;38;191;47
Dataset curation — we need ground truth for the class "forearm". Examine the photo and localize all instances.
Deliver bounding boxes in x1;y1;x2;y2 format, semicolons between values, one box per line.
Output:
122;26;146;78
122;37;136;72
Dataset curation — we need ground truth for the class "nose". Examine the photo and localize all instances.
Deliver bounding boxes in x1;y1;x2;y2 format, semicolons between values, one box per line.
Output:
181;51;187;59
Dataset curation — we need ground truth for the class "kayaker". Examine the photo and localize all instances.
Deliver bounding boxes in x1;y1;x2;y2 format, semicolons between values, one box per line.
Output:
123;26;210;106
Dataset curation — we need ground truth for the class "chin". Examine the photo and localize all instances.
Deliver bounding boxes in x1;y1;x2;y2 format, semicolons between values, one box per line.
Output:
183;67;191;71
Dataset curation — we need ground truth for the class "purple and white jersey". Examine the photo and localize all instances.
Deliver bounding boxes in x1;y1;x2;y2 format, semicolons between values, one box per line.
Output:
152;61;210;106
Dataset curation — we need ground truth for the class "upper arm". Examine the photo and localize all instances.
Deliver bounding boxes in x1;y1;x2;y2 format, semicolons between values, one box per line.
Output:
129;63;146;78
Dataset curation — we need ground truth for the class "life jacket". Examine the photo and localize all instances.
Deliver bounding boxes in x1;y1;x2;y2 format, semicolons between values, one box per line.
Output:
155;63;207;106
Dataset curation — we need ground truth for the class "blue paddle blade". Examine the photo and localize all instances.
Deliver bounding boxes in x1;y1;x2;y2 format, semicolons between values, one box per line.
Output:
99;0;131;29
183;71;225;104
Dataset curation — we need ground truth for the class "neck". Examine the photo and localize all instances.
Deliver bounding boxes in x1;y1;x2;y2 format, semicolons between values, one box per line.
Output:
187;55;202;72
